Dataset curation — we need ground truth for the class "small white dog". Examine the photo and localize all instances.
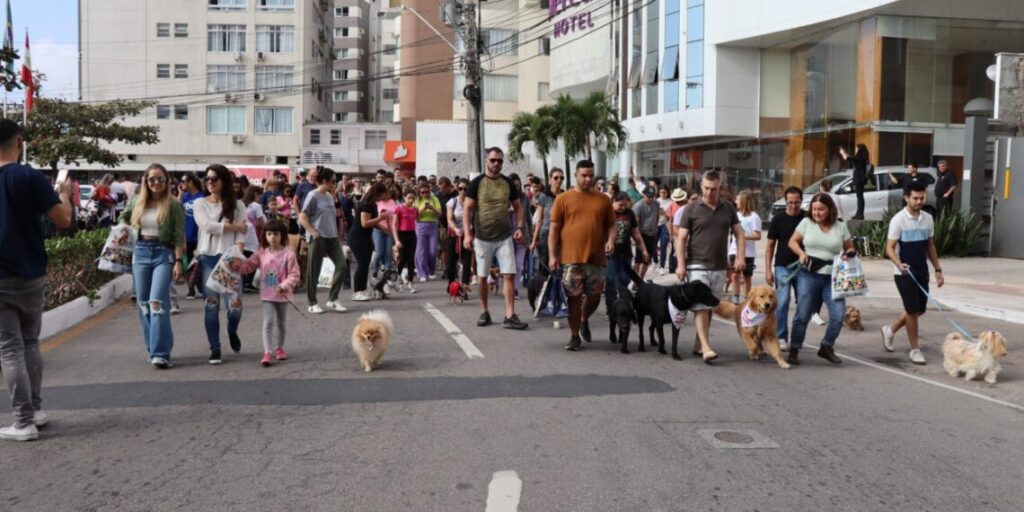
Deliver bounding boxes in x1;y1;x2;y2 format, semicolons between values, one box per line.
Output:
942;331;1008;384
351;310;393;372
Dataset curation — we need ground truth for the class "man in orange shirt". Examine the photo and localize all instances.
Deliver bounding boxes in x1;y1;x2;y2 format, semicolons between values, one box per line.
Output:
548;161;617;351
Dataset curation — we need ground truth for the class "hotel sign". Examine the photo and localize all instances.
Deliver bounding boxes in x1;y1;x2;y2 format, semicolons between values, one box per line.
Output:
550;0;596;39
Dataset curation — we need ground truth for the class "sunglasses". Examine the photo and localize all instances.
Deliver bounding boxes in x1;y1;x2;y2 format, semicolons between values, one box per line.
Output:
551;176;564;181
204;176;219;182
147;176;168;185
458;187;467;192
489;159;504;164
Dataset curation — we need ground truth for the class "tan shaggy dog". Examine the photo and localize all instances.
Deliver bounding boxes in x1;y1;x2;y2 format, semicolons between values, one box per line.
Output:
942;331;1008;384
351;310;393;372
844;306;864;331
714;285;790;369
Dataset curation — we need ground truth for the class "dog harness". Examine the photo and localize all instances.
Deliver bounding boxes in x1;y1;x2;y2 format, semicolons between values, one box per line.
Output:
667;301;688;329
740;305;767;328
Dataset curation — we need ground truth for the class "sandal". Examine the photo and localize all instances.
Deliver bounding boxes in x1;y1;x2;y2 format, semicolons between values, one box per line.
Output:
702;351;719;364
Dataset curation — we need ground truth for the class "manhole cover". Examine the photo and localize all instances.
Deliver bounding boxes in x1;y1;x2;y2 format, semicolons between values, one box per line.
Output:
697;429;779;449
713;431;754;444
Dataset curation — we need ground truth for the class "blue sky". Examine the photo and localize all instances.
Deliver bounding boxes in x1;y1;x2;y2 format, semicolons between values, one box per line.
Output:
7;0;78;101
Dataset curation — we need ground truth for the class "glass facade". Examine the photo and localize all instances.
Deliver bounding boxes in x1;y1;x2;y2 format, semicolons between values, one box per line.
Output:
644;0;661;115
685;0;704;109
662;0;680;113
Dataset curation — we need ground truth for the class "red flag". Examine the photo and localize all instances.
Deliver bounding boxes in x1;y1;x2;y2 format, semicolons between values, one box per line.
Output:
21;29;31;116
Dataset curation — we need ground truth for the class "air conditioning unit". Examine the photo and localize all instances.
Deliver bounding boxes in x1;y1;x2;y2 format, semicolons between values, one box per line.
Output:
234;51;244;62
257;51;265;62
254;93;265;102
232;135;246;144
263;155;275;164
225;93;235;103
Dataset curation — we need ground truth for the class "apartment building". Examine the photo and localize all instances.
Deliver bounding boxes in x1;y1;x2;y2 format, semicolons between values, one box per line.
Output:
330;0;369;122
79;0;333;168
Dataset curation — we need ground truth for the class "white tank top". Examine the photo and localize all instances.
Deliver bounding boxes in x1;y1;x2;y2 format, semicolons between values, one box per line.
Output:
140;208;160;237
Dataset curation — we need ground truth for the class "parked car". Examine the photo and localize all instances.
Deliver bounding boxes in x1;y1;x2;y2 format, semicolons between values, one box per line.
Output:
79;184;94;205
771;166;937;221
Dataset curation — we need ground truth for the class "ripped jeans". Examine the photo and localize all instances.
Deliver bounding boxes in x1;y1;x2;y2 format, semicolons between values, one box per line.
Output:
199;254;243;352
132;240;176;360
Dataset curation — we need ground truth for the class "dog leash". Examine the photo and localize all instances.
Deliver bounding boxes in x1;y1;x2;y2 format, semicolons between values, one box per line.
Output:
904;270;976;342
777;261;802;288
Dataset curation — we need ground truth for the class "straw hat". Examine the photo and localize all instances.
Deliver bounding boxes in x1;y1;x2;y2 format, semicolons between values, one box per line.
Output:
670;188;687;201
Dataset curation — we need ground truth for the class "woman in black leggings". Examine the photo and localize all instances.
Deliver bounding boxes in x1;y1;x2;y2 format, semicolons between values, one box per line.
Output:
347;183;389;301
839;143;870;220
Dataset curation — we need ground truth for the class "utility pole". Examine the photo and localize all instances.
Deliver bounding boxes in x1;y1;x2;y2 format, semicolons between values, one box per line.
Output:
460;0;484;176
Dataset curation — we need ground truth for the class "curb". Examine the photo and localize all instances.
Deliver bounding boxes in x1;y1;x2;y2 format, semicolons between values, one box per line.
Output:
41;274;134;340
943;299;1024;326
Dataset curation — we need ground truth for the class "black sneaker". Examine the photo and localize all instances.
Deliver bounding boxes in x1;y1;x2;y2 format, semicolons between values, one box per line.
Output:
565;336;582;351
502;314;528;330
477;311;492;327
229;333;241;353
209;349;222;365
580;320;592;343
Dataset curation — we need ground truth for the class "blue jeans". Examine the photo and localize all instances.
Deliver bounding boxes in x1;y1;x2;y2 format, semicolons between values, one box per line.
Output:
199;254;243;351
790;269;846;349
657;224;670;268
371;230;394;272
604;257;631;312
132;241;175;361
773;265;798;342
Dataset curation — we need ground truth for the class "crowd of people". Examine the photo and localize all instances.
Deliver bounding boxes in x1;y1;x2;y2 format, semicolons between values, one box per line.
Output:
1;109;950;440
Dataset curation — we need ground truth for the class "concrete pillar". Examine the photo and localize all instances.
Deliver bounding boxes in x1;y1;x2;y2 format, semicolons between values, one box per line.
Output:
961;115;988;217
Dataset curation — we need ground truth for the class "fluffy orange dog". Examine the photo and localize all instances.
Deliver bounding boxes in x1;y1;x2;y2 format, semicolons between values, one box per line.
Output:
714;285;789;369
351;310;393;372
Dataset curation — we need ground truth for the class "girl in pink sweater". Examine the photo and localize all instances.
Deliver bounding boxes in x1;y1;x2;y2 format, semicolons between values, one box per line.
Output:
239;219;300;366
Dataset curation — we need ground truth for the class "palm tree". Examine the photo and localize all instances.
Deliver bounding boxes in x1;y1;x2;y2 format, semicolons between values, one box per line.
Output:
579;91;628;161
507;109;557;181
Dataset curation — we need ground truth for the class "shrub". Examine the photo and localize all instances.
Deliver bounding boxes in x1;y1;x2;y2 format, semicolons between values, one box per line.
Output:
850;208;897;258
934;210;984;257
44;228;119;310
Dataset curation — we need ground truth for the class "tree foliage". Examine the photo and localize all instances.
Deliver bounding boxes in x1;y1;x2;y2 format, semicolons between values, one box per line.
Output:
25;98;160;171
507;108;558;181
0;46;20;92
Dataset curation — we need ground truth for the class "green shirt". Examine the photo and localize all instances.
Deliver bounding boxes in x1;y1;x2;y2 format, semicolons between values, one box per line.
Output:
795;218;851;274
414;194;442;224
119;196;186;248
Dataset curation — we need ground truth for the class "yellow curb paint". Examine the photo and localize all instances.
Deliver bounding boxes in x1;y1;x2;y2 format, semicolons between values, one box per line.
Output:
41;297;132;353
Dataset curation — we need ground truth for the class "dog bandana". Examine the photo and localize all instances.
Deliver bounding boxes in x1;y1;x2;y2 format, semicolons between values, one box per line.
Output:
667;301;688;329
741;305;767;328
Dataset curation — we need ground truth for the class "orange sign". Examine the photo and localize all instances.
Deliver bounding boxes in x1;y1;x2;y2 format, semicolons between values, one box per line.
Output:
384;141;416;163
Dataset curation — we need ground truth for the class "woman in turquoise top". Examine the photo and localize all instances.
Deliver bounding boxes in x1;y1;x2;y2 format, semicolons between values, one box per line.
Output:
787;193;855;366
413;183;442;281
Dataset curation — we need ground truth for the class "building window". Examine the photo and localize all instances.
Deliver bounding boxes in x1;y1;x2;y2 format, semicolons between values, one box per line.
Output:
454;74;518;102
310;129;321;144
365;130;386;150
330;129;341;145
174;105;189;120
255;107;293;134
685;0;704;109
334;27;353;38
156;105;171;119
662;0;680;113
380;110;394;121
537;82;549;101
258;0;294;11
208;0;245;11
208;24;247;52
256;25;295;53
332;113;343;122
157;23;170;38
175;23;189;38
333;91;349;101
383;44;397;55
207;106;246;134
335;7;350;16
255;65;294;93
382;88;398;100
156;64;170;79
208;65;246;92
644;0;661;115
174;64;188;79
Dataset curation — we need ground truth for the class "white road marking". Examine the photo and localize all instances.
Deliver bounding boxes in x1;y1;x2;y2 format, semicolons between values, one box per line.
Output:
485;470;522;512
423;303;484;359
711;313;1023;413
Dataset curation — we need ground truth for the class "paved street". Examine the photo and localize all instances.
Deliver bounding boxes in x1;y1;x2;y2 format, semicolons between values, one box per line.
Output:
3;268;1024;511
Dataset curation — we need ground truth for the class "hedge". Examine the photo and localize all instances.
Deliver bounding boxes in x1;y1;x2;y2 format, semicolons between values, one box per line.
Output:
44;228;119;311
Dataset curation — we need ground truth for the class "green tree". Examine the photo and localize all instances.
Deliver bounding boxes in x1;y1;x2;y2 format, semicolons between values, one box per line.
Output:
507;107;558;181
25;98;160;172
548;92;627;188
1;46;20;93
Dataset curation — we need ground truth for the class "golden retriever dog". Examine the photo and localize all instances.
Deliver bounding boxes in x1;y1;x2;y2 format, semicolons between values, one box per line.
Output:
942;331;1008;384
351;310;393;372
714;285;789;369
844;306;864;331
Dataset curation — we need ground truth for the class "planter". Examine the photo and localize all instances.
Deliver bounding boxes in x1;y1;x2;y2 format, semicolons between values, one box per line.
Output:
41;274;133;340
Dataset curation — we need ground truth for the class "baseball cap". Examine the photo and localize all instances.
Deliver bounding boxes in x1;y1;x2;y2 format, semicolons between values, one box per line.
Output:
643;186;656;197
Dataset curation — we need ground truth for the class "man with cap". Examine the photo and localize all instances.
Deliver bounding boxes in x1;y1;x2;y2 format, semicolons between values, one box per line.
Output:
0;119;74;441
632;185;661;279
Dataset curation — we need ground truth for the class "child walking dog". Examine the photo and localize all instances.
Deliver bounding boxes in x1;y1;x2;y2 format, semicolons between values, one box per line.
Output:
239;220;301;366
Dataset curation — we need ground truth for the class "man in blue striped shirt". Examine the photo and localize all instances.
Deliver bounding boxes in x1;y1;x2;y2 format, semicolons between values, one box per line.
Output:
881;181;944;365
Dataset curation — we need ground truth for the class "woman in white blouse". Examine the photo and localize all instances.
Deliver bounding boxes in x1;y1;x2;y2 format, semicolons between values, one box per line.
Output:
194;164;248;365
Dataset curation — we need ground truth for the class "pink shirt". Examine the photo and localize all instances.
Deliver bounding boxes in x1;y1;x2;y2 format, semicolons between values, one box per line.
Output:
376;199;398;232
393;204;419;232
239;247;300;302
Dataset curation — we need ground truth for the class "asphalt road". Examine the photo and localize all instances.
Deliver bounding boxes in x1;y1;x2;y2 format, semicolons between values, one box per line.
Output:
2;278;1023;511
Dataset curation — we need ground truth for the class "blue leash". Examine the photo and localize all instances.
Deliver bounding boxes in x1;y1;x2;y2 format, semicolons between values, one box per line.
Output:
777;261;802;288
904;270;975;341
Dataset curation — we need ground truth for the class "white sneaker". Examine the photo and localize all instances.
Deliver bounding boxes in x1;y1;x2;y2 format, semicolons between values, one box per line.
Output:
418;277;428;283
811;313;826;326
325;300;348;312
407;286;417;294
151;357;173;369
659;267;667;276
352;292;371;302
0;423;38;442
170;304;181;315
881;325;895;352
908;348;926;365
33;412;48;428
779;339;789;352
308;305;325;314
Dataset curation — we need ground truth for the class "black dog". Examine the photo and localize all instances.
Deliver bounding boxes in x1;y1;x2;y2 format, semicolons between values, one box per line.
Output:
372;269;399;299
608;283;637;354
629;271;720;360
526;264;551;312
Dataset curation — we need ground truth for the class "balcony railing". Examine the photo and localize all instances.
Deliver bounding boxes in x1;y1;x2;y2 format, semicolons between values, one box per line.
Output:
299;147;385;166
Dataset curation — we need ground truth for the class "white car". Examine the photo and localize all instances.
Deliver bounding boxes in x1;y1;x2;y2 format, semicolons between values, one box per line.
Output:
771;167;938;221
